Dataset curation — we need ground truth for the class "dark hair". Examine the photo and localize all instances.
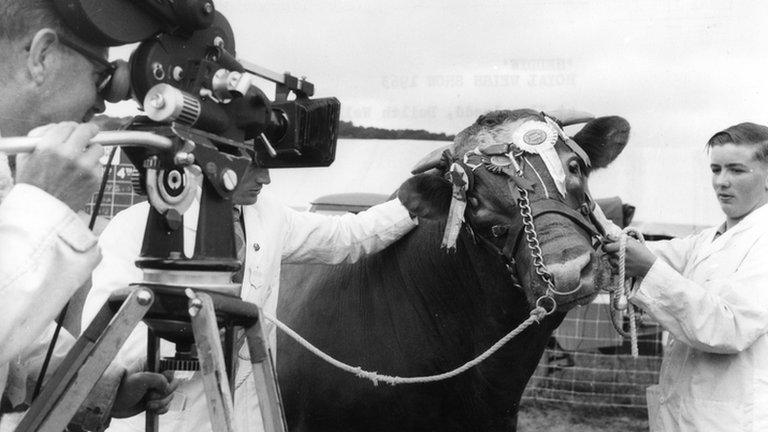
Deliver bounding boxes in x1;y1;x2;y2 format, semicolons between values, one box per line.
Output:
0;0;73;41
707;122;768;163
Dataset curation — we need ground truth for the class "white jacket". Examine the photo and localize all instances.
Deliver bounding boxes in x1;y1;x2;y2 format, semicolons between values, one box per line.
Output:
0;184;100;397
631;202;768;432
0;183;102;432
85;190;417;431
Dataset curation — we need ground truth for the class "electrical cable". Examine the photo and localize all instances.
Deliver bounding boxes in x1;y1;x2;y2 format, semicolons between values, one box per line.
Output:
31;139;122;400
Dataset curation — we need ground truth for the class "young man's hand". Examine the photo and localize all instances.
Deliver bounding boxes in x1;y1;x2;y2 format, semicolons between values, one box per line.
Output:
603;235;657;278
111;371;178;418
16;122;103;211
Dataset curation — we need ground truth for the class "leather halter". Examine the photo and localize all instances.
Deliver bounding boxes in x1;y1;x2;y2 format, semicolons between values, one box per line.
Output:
500;197;605;259
460;150;606;291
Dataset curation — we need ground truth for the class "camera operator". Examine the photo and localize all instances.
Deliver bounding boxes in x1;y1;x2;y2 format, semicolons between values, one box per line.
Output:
84;161;420;431
0;1;176;430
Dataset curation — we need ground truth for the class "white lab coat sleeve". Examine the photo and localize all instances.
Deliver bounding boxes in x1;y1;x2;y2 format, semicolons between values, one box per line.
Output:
645;234;700;273
280;198;417;264
631;236;768;354
0;184;100;366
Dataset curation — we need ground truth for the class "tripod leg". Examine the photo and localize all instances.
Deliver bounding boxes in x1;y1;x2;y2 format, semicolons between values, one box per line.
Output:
224;323;237;398
188;292;236;432
16;288;154;432
146;328;161;432
244;320;287;432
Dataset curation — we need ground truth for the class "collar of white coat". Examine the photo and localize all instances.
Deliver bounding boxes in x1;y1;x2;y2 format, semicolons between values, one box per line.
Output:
718;201;768;240
693;201;768;266
694;205;768;265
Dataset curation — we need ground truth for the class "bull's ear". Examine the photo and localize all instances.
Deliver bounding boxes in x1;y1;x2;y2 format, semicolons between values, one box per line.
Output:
572;116;630;168
396;173;452;220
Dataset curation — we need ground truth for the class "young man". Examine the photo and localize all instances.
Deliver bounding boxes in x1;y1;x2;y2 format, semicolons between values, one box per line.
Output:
0;1;174;429
605;122;768;431
85;161;419;431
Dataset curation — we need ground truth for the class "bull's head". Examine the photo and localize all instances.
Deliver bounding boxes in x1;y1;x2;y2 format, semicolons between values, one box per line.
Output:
398;109;630;313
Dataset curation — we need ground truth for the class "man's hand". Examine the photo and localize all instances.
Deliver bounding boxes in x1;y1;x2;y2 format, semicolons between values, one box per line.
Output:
16;122;103;211
111;371;178;419
603;235;657;278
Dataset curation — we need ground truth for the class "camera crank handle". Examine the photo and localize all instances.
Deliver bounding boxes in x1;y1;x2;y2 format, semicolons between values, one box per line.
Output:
259;133;278;158
0;131;174;154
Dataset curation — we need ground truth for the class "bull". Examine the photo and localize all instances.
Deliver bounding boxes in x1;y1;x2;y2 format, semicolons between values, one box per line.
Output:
276;109;630;432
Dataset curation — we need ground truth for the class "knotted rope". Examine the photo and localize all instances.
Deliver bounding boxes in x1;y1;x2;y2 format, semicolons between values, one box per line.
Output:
608;227;645;357
261;306;548;386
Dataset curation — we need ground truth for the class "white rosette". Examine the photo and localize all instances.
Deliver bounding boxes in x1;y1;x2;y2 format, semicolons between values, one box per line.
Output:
441;162;469;251
511;120;566;198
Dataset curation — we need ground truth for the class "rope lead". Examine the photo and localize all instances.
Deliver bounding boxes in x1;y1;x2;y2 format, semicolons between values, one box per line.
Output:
263;306;547;386
610;227;645;358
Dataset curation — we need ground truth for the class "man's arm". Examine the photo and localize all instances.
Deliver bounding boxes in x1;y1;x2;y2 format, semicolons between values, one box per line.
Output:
630;236;768;354
0;122;103;365
0;184;100;365
277;195;417;265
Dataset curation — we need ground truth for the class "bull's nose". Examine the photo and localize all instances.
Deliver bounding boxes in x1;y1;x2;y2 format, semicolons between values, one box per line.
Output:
546;252;591;294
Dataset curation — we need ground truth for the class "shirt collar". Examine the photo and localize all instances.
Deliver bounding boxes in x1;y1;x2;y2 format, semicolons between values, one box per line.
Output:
714;201;768;241
713;222;726;241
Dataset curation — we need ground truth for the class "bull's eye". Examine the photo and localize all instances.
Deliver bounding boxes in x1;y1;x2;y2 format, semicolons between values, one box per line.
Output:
468;196;480;208
568;160;581;175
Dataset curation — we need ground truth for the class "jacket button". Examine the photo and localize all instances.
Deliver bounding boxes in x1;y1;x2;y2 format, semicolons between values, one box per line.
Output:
252;243;261;252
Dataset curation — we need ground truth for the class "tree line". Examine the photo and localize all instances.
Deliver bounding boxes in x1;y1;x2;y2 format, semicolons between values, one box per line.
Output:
338;120;454;141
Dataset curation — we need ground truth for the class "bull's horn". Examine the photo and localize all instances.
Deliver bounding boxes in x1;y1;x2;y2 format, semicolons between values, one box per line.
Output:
546;110;595;126
411;145;452;174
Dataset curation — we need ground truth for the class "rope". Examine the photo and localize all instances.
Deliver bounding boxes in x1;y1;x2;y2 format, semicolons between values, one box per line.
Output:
260;307;548;387
610;227;645;358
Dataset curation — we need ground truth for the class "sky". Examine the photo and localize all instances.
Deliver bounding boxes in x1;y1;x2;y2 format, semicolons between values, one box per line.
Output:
107;0;768;229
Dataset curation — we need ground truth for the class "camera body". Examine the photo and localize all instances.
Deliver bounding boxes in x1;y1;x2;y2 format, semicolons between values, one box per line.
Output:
56;0;339;169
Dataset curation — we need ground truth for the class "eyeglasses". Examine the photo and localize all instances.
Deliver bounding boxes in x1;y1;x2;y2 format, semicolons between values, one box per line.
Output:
57;33;116;97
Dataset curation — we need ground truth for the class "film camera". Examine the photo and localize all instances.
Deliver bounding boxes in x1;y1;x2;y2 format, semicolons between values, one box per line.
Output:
54;0;341;307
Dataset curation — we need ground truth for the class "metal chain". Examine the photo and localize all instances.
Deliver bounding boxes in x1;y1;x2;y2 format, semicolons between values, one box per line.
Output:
516;187;583;300
515;187;556;314
517;188;556;290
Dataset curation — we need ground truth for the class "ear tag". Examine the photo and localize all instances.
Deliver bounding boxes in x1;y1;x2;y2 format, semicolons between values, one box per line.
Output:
442;163;469;252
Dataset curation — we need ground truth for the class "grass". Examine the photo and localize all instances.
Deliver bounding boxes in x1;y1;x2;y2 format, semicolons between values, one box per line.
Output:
518;400;649;432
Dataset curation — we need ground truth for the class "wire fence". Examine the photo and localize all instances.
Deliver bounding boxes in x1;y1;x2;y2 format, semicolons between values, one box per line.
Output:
522;295;663;411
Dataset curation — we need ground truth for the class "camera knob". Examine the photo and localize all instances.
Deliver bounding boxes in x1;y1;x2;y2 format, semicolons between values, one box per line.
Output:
131;169;147;196
144;84;201;125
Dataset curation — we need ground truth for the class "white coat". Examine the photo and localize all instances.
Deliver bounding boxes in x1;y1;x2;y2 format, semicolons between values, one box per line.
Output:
85;190;417;431
631;202;768;432
0;183;102;431
0;184;100;398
